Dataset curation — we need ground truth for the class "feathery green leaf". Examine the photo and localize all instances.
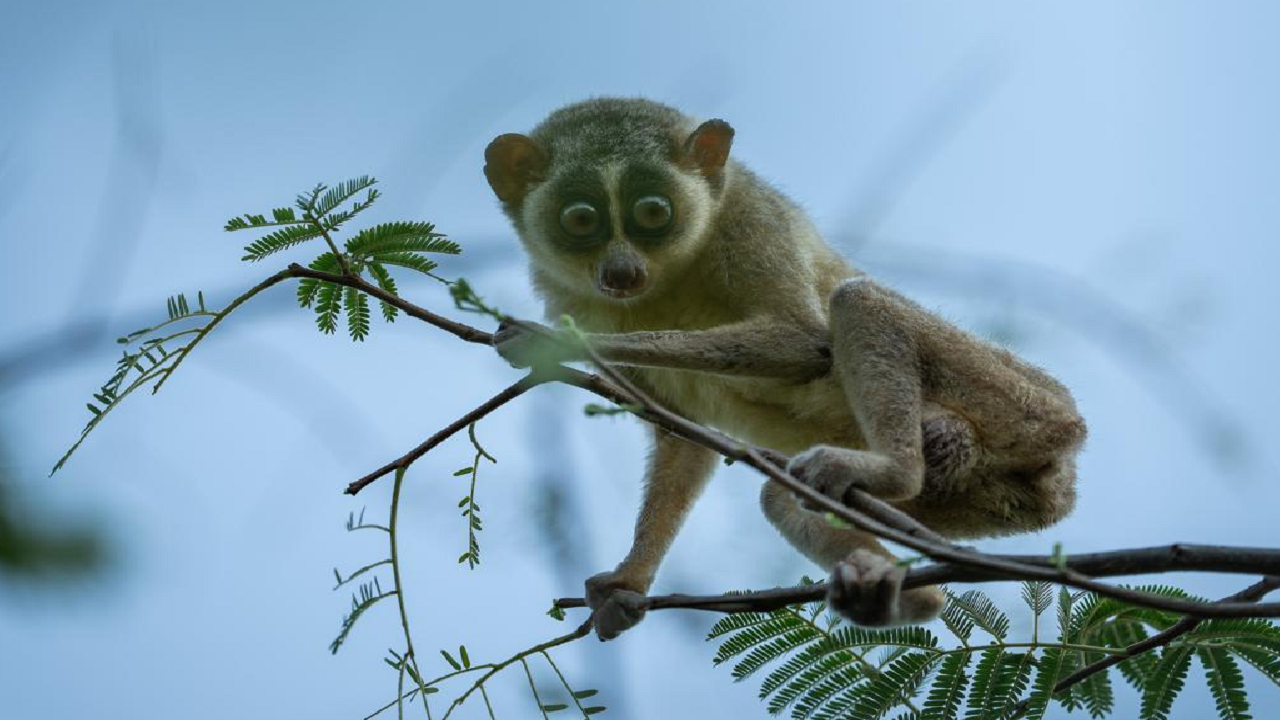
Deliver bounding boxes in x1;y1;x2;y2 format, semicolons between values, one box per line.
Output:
373;251;442;277
224;206;307;231
1140;646;1193;720
240;223;324;261
313;175;377;219
962;647;1005;720
791;665;868;720
345;221;458;258
922;651;971;720
1076;654;1114;718
1024;646;1078;719
1104;621;1159;691
732;629;823;681
298;252;342;308
1228;644;1280;689
329;577;394;654
344;286;370;341
765;649;862;715
709;611;785;640
948;590;1010;640
1021;581;1053;618
54;291;217;474
942;600;976;644
314;281;341;334
367;261;399;322
1198;647;1252;720
1182;617;1280;652
847;652;935;720
713;613;812;665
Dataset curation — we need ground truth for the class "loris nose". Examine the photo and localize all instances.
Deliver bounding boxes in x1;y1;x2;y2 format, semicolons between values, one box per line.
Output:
599;257;647;292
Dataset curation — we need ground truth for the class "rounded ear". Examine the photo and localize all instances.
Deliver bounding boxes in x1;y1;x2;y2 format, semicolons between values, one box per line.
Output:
484;134;549;203
682;119;734;176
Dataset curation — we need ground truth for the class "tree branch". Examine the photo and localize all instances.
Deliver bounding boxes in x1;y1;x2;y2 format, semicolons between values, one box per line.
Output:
286;263;494;345
552;358;1280;618
283;265;1280;620
553;550;1280;613
345;375;538;495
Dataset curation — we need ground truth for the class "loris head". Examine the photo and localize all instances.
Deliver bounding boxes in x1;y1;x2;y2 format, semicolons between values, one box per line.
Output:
483;98;734;302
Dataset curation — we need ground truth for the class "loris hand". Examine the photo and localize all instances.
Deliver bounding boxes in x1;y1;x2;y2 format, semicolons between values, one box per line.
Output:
491;320;580;368
585;569;650;641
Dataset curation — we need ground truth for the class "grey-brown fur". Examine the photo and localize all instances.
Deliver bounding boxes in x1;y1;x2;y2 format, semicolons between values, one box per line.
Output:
485;97;1087;640
532;99;691;168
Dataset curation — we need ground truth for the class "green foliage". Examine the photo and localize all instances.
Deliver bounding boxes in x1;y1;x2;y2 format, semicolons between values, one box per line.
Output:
240;224;325;262
710;583;1280;720
1198;648;1251;720
53;292;218;474
583;402;644;417
1021;581;1053;619
708;599;939;720
57;176;466;473
335;500;603;720
230;176;461;340
947;589;1011;641
923;652;971;719
59;175;607;720
330;576;396;654
1141;647;1193;720
455;422;497;569
1025;646;1076;719
345;220;461;258
847;651;934;720
963;647;1005;719
330;509;395;655
450;277;505;321
311;175;379;221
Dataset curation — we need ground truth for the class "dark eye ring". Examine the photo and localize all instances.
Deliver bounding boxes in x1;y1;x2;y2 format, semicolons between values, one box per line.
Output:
632;195;673;233
559;201;601;238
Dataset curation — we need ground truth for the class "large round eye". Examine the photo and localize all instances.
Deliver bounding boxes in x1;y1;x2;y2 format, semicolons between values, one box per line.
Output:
559;201;601;238
631;195;673;233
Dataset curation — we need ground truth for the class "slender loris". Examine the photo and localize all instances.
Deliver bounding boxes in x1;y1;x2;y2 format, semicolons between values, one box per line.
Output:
484;98;1086;640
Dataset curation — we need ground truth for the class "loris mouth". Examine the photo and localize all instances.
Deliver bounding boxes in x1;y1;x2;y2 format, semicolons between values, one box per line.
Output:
597;282;647;300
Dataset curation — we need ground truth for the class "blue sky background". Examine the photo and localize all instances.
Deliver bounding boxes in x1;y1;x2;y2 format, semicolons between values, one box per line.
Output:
2;2;1278;718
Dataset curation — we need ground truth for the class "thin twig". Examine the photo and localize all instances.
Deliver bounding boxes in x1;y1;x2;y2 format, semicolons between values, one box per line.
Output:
460;422;496;568
346;376;538;495
478;686;496;720
310;217;354;277
152;268;298;393
540;650;591;717
389;467;432;717
520;658;551;720
439;618;594;720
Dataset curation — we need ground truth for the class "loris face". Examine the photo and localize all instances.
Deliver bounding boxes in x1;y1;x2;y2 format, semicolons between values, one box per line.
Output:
515;158;717;301
483;99;734;304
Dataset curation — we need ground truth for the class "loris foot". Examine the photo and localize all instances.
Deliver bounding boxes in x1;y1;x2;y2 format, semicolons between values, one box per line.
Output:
585;570;649;641
827;549;944;626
